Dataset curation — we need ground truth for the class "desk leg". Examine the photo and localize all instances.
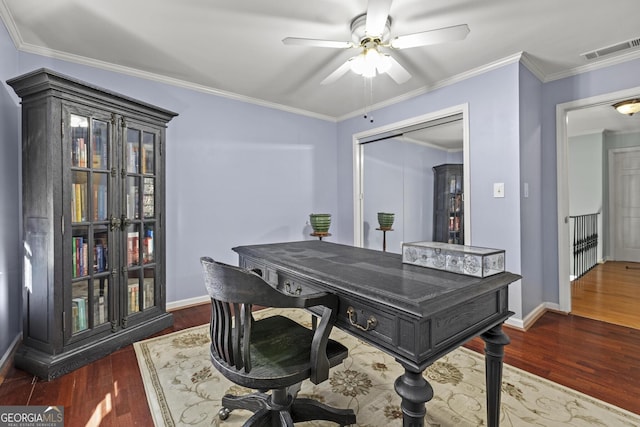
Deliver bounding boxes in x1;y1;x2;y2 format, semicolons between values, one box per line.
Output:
393;365;433;427
481;323;510;427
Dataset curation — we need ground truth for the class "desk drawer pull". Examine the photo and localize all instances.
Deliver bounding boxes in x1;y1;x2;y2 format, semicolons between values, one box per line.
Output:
347;306;377;332
284;281;302;295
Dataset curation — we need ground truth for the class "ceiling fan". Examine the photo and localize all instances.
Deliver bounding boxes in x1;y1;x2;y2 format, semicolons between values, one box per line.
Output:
282;0;470;85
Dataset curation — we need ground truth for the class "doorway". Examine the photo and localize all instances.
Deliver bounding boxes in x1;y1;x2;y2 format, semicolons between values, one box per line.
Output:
557;87;640;320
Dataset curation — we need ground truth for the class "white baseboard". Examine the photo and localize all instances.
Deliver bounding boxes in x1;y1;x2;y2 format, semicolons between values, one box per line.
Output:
506;302;565;331
0;333;22;384
167;295;209;311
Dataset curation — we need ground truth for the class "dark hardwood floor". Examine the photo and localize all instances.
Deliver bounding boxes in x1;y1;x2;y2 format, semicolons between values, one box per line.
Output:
1;303;639;426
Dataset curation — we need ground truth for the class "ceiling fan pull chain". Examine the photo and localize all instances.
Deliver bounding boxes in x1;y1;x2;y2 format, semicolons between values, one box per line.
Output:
363;77;374;123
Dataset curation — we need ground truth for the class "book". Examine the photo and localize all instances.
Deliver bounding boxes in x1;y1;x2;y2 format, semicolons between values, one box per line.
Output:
128;282;139;313
72;297;87;331
127;232;139;266
95;295;106;324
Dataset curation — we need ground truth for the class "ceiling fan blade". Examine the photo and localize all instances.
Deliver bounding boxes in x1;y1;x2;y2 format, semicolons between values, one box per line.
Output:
365;0;392;37
282;37;354;49
321;59;353;85
390;24;470;49
385;56;411;84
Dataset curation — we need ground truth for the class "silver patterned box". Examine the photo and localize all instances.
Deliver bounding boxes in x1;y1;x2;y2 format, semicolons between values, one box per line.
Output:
402;241;505;277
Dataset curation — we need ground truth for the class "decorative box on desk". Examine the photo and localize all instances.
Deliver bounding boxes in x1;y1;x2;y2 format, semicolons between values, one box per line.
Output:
402;241;505;277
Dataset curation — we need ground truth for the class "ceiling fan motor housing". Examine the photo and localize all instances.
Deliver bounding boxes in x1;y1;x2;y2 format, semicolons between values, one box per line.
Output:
351;13;391;46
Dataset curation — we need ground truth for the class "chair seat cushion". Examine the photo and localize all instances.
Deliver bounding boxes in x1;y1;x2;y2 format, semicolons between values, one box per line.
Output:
212;314;348;390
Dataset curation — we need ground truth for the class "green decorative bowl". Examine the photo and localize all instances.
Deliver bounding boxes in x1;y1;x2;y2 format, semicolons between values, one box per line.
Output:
377;212;394;229
310;213;331;233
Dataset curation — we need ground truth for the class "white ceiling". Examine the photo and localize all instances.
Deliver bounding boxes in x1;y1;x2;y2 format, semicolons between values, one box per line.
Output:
2;0;640;136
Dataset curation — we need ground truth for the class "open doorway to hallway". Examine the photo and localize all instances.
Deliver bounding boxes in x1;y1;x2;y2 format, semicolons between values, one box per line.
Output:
562;91;640;330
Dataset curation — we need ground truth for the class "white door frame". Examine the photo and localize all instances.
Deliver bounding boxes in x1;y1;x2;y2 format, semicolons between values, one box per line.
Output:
352;104;470;247
556;86;640;312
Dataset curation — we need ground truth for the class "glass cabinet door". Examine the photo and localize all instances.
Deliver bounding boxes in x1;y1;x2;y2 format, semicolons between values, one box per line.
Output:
69;114;111;336
123;125;159;318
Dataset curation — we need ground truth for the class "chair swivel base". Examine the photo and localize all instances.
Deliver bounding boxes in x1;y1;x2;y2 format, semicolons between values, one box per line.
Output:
220;388;356;426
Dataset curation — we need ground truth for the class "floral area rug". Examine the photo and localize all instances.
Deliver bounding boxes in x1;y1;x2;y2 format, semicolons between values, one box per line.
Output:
134;308;640;426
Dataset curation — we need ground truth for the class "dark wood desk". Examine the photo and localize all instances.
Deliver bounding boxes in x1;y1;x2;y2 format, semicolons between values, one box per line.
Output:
233;240;519;427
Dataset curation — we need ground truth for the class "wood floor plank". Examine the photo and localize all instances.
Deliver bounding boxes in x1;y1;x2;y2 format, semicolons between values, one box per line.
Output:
571;261;640;329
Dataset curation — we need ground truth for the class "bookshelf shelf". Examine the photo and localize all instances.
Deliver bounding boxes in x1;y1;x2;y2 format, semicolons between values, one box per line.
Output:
8;69;178;380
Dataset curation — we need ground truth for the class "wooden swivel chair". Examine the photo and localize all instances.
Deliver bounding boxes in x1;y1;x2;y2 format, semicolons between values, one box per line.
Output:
200;257;356;426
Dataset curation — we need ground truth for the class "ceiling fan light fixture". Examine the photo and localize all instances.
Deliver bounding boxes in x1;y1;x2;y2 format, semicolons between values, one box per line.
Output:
612;98;640;116
350;47;389;78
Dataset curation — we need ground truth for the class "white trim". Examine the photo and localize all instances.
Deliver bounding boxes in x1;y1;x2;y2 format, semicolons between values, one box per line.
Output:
555;85;640;312
167;295;209;311
9;41;337;123
352;104;470;247
506;302;564;331
0;332;21;377
545;48;640;83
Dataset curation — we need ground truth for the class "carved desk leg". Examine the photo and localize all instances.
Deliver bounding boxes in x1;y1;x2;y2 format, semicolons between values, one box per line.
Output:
481;323;510;427
393;363;433;427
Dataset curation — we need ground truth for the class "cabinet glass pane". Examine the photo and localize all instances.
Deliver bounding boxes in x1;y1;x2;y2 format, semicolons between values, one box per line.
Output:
143;178;154;219
91;119;108;169
127;270;140;314
127;176;140;220
142;132;155;174
127;129;140;173
94;229;109;273
126;224;140;268
92;173;108;222
71;279;89;333
70;115;88;168
143;267;155;310
142;223;155;264
72;228;89;278
93;277;108;326
72;171;88;223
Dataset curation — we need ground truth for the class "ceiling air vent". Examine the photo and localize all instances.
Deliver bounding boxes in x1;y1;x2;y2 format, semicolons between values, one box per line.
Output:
581;37;640;60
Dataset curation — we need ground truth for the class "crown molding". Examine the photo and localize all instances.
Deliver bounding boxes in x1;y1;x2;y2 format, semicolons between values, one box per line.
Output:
544;48;640;82
337;52;525;121
0;0;22;48
11;40;337;123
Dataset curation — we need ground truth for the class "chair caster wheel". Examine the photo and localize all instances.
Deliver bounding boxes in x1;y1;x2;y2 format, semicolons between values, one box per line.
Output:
218;407;231;420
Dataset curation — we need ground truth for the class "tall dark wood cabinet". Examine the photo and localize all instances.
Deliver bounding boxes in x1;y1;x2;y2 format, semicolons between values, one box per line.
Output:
433;164;464;244
8;69;178;379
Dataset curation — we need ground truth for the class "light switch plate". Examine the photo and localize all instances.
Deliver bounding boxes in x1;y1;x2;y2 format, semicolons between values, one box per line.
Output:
493;182;505;198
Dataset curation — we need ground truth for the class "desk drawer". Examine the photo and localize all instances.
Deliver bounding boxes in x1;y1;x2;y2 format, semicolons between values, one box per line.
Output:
274;273;398;348
276;274;320;296
240;257;278;286
335;297;396;348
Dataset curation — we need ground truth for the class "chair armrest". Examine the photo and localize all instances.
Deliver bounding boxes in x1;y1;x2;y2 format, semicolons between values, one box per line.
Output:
305;293;339;384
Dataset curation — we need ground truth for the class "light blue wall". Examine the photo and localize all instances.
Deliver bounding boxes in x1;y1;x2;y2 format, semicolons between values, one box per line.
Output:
337;62;524;318
519;64;543;318
4;36;338;309
568;132;604;267
0;19;21;368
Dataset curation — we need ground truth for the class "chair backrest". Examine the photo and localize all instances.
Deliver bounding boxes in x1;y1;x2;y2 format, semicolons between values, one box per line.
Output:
200;257;337;380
